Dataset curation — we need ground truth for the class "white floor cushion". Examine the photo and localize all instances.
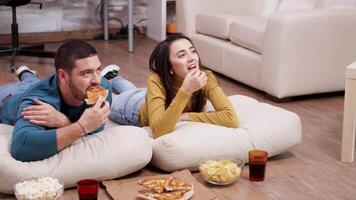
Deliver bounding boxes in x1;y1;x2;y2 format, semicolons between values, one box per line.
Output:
149;95;302;172
0;125;152;194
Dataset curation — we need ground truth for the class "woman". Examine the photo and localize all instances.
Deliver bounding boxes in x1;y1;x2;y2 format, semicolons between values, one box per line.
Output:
110;33;238;138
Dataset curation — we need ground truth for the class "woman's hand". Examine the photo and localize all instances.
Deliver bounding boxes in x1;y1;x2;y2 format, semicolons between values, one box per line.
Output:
181;68;208;94
22;98;71;128
180;112;190;121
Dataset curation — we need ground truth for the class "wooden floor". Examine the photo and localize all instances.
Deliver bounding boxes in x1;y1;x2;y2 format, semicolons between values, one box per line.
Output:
0;37;355;200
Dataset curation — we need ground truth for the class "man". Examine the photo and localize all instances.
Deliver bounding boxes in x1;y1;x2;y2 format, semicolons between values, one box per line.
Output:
0;39;118;161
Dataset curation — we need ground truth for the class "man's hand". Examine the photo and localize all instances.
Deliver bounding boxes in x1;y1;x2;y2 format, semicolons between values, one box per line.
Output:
22;98;71;128
77;96;110;134
181;68;208;94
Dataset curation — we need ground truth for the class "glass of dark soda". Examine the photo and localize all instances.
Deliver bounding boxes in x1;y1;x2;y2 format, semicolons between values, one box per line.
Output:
248;150;268;182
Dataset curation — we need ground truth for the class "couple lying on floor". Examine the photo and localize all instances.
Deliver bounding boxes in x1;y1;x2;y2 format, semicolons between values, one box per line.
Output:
0;33;238;162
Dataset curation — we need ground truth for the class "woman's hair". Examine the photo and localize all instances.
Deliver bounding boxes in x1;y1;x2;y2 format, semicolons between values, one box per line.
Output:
149;33;205;112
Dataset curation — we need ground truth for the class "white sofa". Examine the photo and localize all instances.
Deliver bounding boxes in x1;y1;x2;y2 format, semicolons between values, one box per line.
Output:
176;0;356;99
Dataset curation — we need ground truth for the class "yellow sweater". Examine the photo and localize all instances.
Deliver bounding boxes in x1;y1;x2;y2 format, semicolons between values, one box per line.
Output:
139;70;238;138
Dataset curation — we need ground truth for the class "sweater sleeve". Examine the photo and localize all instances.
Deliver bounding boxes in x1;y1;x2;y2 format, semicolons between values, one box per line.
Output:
188;71;239;128
146;75;191;138
11;97;58;161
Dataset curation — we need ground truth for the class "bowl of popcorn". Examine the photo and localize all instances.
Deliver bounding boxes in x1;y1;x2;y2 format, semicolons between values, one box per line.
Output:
14;177;64;200
199;158;244;185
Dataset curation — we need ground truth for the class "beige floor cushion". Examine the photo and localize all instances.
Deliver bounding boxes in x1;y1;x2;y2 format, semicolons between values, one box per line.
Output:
149;95;302;172
0;125;152;194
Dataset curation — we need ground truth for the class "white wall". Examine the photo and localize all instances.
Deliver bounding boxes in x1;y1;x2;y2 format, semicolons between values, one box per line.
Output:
0;0;147;34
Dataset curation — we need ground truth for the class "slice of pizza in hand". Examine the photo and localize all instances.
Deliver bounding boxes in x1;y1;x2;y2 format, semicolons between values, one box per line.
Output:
84;86;108;105
138;178;168;194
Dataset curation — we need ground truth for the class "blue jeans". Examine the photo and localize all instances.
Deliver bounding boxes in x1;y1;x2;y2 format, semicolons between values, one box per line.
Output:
110;76;146;126
0;73;39;109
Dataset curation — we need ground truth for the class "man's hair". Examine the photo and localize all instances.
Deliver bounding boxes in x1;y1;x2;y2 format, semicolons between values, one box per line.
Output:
54;39;97;73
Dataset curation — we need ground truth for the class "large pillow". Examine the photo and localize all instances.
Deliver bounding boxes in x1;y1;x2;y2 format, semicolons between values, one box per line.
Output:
320;0;356;9
278;0;319;10
149;95;302;172
0;124;152;194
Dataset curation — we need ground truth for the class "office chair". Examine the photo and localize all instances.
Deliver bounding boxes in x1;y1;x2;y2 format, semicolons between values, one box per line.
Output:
0;0;55;72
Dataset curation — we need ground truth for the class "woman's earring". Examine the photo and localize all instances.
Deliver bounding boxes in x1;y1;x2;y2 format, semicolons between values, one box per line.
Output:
170;70;173;75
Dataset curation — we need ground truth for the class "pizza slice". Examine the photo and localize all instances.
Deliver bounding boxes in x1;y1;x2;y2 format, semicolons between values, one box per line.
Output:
164;177;193;192
84;86;108;105
138;178;168;194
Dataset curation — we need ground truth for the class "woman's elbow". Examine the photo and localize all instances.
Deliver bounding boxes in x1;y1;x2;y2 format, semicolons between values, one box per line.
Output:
230;117;239;128
225;110;239;128
152;128;172;139
151;123;174;139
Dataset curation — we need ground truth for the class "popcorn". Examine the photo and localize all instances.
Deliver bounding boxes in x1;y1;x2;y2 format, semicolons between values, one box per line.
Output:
14;177;63;200
199;159;242;183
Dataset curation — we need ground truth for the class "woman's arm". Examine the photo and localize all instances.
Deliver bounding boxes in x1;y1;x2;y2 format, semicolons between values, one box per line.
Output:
146;74;191;138
187;71;239;128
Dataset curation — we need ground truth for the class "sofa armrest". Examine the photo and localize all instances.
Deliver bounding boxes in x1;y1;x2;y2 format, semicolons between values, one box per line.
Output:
261;9;356;98
176;0;265;37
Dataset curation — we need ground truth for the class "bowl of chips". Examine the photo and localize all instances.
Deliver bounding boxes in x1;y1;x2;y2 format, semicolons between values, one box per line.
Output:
14;177;64;200
199;158;244;185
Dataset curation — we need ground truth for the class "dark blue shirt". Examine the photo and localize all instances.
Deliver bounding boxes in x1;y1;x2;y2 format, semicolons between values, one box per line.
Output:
0;75;112;161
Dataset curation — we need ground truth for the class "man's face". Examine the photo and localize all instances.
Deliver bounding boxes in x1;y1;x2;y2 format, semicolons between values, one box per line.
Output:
67;55;103;102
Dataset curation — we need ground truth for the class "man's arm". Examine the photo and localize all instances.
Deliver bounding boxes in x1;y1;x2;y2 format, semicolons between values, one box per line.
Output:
22;98;71;128
11;97;110;161
56;97;110;151
22;79;112;128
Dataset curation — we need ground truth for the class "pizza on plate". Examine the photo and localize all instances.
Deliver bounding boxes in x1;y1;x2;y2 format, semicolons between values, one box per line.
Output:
137;177;194;200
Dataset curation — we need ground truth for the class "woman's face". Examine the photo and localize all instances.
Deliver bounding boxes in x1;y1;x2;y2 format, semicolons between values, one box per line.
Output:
169;38;200;79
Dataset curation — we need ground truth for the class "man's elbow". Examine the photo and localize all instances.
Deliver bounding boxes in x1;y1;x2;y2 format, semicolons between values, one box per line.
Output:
11;128;58;161
11;138;49;162
11;144;32;161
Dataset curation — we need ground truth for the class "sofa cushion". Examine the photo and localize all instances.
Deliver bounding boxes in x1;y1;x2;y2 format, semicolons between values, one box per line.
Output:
0;125;152;194
149;95;302;172
261;0;281;18
320;0;356;9
196;14;241;39
278;0;319;10
229;17;267;53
